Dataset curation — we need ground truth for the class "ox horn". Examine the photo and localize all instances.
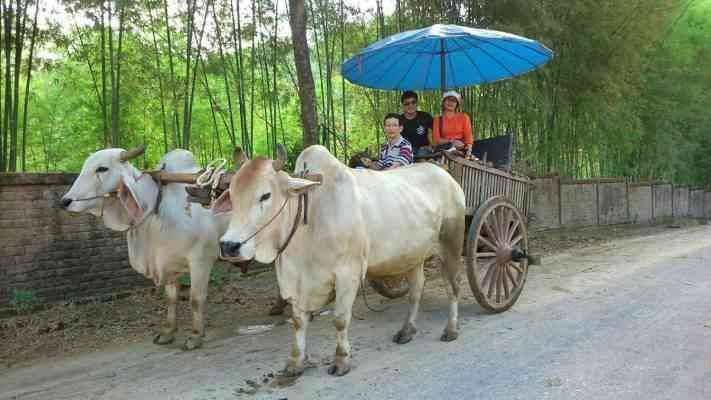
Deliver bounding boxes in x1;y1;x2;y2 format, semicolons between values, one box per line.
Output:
273;144;287;171
119;144;146;162
233;146;249;170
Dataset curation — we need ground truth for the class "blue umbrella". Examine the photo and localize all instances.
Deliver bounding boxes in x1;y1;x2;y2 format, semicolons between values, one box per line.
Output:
341;24;553;91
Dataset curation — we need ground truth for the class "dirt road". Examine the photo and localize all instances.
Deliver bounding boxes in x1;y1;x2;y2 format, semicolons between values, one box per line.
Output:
2;224;710;400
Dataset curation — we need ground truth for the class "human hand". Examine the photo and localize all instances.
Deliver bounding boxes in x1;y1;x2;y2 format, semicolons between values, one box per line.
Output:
360;157;372;167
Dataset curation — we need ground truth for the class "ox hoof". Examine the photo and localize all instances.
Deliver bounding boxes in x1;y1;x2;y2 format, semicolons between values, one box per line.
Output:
393;324;417;345
268;298;288;316
268;304;286;316
282;364;305;377
153;333;175;345
183;336;204;350
327;362;351;377
440;329;459;342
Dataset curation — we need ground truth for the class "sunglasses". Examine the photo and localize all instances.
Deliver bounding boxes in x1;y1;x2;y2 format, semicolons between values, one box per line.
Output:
402;100;417;106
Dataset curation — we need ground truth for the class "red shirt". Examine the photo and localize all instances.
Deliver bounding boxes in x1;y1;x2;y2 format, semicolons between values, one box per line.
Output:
433;112;473;146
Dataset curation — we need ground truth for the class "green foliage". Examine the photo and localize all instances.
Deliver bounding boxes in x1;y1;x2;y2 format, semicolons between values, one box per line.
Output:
7;0;711;186
9;288;40;314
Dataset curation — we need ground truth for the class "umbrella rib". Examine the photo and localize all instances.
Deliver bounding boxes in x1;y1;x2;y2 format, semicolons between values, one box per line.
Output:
451;37;488;83
373;51;412;89
461;37;518;80
394;55;421;90
446;44;458;88
464;36;547;70
366;51;409;90
421;46;436;90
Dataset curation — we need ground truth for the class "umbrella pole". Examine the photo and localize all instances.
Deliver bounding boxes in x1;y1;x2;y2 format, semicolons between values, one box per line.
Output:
439;38;445;145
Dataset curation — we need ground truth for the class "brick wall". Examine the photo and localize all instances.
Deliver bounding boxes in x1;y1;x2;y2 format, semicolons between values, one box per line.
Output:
0;173;149;311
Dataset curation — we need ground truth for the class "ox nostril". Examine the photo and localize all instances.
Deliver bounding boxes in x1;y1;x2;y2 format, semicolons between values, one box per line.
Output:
220;241;241;257
61;198;73;209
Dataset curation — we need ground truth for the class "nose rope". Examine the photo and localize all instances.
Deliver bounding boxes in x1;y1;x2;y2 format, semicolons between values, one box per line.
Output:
222;194;306;261
62;171;161;232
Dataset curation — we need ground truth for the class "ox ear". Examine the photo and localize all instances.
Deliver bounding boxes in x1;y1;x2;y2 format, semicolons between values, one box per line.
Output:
233;146;249;171
286;177;320;196
117;171;158;223
211;189;232;216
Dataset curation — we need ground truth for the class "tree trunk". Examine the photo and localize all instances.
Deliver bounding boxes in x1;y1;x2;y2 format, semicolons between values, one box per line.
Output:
289;0;319;147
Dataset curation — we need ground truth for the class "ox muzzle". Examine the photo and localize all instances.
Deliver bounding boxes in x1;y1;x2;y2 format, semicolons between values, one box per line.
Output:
219;240;251;262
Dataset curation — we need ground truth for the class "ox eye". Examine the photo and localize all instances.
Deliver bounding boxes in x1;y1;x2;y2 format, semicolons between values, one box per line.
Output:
95;166;109;173
259;192;271;202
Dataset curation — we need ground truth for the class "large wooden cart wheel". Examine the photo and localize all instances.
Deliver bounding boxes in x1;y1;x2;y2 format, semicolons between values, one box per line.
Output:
466;196;529;313
368;275;410;299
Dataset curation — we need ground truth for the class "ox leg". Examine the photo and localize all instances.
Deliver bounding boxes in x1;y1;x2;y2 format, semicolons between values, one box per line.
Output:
440;255;462;342
393;266;425;344
154;282;178;345
328;274;359;376
184;265;210;350
284;307;310;377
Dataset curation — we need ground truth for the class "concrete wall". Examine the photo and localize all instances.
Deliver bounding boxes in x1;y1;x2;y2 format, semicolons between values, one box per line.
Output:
531;179;709;231
689;190;705;218
0;174;149;311
628;184;653;224
560;182;597;227
530;177;560;229
598;182;628;225
653;184;673;220
673;187;689;217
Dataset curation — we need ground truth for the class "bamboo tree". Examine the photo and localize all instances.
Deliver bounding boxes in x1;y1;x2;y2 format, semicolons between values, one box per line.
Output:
21;0;38;171
211;0;237;147
162;0;180;148
181;0;196;148
147;3;169;153
229;0;250;155
99;2;108;147
9;0;26;171
2;0;13;171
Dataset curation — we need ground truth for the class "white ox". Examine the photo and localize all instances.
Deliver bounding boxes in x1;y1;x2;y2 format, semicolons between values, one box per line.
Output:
61;147;229;350
216;145;466;376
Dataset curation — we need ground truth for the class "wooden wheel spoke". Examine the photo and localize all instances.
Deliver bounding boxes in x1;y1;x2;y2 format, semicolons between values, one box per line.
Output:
494;208;506;243
475;252;497;258
495;264;503;303
510;261;524;274
507;219;521;243
481;260;497;290
486;264;498;299
511;234;523;246
477;235;498;252
501;263;511;299
500;208;511;242
483;214;500;243
505;264;519;290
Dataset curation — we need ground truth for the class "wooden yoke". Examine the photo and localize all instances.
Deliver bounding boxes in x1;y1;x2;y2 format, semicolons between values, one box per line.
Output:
144;169;322;207
139;144;321;206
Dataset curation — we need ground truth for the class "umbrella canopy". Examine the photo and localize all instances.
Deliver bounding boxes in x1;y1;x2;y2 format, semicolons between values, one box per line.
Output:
341;24;553;91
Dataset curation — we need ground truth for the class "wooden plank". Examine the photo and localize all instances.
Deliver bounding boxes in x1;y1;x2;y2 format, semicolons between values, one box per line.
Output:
444;153;532;185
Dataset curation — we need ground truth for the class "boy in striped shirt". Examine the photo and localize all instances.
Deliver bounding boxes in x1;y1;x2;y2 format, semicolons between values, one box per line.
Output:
361;113;413;170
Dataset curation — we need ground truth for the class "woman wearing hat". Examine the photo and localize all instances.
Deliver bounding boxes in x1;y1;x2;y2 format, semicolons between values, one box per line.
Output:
432;91;473;156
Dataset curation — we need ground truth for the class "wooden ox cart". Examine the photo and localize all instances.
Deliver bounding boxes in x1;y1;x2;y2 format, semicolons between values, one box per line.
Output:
144;133;534;313
369;134;535;313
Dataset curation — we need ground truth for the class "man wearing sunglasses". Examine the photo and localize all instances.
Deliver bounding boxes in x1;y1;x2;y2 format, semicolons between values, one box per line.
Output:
400;91;433;157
